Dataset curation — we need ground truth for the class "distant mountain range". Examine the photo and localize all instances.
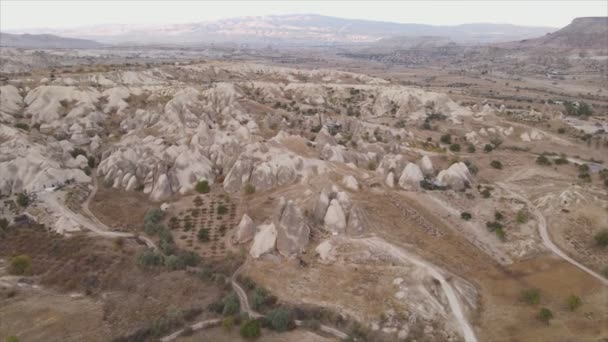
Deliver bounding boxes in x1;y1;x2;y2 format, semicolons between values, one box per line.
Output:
4;14;557;46
0;32;103;49
512;17;608;50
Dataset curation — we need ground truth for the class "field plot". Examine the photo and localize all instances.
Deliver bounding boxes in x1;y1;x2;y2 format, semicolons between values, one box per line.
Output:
169;194;239;259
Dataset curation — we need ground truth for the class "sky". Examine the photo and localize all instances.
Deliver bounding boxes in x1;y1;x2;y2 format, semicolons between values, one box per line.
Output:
1;0;606;31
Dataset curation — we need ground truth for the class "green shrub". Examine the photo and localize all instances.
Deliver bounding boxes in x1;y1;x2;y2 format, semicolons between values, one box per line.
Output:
481;188;492;198
467;144;476;153
460;212;472;221
440;134;452;144
223;316;235;331
449;143;461;152
137;250;164;268
16;193;29;207
197;228;210;242
484;144;494;153
536;155;551;165
165;255;185;270
495;227;506;241
250;287;266;311
557;127;566;134
486;221;503;231
494;211;504;221
240;320;261;339
5;336;19;342
490;160;503;169
554;155;569;165
217;204;228;215
87;156;96;168
195;180;210;194
516;210;529;224
367;161;377;171
0;217;9;230
14;123;29;131
267;308;293;332
521;289;541;305
178;251;201;267
9;255;31;275
244;183;256;195
594;230;608;247
567;295;581;311
537;308;553;324
222;293;240;316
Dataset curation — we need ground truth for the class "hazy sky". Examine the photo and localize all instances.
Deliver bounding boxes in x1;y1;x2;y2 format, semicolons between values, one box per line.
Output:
1;0;606;31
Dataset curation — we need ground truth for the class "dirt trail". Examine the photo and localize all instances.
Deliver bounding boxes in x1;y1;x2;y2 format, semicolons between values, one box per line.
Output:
497;182;608;286
35;176;156;249
356;236;478;342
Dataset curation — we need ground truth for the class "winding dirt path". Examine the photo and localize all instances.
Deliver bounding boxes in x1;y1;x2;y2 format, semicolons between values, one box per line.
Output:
497;182;608;286
81;175;156;249
358;236;478;342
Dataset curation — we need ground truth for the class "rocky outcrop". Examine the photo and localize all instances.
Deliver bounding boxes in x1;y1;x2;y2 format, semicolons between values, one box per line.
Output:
224;143;327;193
418;156;434;176
275;199;310;257
398;163;424;190
324;199;347;234
250;223;277;258
233;214;255;244
436;162;472;190
342;175;359;191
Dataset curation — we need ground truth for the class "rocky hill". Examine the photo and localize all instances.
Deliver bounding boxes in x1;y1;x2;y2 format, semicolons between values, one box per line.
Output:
0;33;103;49
514;17;608;50
11;14;555;45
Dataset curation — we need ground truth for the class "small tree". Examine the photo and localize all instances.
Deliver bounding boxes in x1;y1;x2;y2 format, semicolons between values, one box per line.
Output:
196;180;210;194
490;160;503;169
197;228;210;242
521;289;541;305
165;255;185;270
222;293;240;316
137;250;164;268
537;308;553;324
9;255;32;275
516;210;529;224
494;211;504;221
223;316;235;331
536;155;551;166
16;193;29;207
267;308;293;332
217;204;228;215
244;183;256;195
594;229;608;247
567;295;581;311
240;319;261;339
460;212;472;221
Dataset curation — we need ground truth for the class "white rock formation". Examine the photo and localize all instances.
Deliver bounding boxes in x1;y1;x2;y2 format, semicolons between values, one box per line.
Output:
324;199;347;234
250;223;277;258
276;199;310;257
342;175;360;191
398;163;424;190
436;162;472;190
234;214;255;244
418;156;434;176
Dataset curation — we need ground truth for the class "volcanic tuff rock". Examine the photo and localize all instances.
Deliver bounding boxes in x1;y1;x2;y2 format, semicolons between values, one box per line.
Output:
233;214;255;244
436;162;472;190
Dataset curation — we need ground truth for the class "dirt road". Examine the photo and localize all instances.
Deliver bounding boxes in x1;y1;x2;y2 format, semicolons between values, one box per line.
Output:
359;237;478;342
497;182;608;286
